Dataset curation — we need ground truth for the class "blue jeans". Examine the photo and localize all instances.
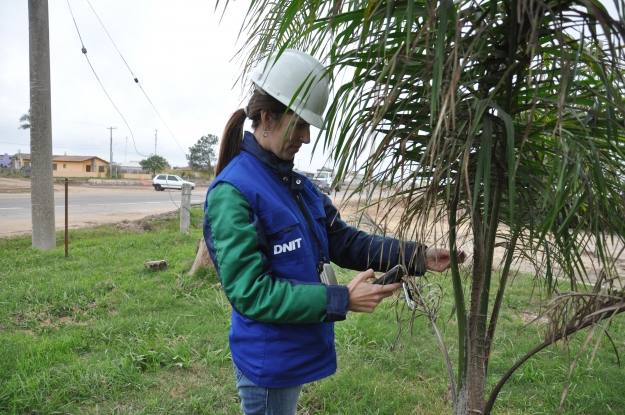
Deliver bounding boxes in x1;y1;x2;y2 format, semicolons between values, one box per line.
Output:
234;364;303;415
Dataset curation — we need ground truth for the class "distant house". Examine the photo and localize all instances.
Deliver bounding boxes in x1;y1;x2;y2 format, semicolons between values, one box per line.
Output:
52;155;109;177
11;153;28;170
0;153;11;168
13;153;109;177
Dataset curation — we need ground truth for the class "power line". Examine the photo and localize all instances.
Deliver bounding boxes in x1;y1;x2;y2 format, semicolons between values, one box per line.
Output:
85;0;188;158
64;0;183;207
66;0;148;160
85;0;138;82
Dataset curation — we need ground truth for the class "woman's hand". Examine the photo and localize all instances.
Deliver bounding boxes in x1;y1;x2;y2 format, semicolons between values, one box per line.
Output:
347;269;402;313
424;247;467;272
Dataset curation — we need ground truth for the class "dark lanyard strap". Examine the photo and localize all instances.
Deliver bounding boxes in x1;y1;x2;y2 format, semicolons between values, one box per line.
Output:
294;194;328;266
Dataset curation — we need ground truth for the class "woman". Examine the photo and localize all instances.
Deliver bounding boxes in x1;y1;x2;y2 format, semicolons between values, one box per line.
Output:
203;49;462;415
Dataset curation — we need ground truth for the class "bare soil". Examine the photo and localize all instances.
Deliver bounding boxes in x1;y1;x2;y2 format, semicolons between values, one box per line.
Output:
333;190;625;284
114;210;180;234
0;177;32;193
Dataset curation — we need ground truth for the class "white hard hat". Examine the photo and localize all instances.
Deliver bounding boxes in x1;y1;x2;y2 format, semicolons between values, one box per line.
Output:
249;49;329;129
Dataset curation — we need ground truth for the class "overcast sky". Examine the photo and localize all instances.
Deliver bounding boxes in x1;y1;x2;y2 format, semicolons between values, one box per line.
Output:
0;0;332;172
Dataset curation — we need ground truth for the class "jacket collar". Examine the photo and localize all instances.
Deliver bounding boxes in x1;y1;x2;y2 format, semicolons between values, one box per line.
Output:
241;131;305;192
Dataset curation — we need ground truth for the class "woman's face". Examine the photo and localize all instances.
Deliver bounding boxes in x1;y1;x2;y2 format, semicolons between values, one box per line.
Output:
256;111;311;161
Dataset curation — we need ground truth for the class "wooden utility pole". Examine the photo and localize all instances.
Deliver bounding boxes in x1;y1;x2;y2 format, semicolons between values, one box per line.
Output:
65;178;68;257
29;0;56;250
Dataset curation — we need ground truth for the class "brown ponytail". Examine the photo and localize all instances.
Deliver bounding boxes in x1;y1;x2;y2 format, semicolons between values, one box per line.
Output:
215;90;290;175
216;109;247;175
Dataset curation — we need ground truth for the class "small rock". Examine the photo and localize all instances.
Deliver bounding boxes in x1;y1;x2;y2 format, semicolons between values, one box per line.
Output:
145;260;168;271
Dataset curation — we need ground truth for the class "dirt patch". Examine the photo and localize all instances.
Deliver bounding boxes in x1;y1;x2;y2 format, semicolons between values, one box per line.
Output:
13;306;96;330
116;219;151;234
520;312;550;325
115;211;181;233
0;176;31;193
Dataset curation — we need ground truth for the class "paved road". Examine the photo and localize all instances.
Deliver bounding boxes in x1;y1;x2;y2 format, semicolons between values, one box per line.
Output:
0;185;208;238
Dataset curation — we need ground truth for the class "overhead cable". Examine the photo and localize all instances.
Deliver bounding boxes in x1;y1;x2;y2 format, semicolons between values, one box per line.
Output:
66;0;148;161
85;0;188;158
65;0;181;206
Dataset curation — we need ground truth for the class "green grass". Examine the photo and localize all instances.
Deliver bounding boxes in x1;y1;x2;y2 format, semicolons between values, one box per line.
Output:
1;209;624;414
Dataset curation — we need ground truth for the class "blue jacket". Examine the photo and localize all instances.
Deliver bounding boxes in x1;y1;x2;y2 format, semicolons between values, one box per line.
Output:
203;132;426;388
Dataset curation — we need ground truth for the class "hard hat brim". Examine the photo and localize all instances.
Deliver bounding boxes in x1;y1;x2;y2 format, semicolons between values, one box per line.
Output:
297;108;324;130
255;82;326;129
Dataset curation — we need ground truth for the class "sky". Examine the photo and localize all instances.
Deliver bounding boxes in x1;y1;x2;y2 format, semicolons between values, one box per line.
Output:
0;0;332;173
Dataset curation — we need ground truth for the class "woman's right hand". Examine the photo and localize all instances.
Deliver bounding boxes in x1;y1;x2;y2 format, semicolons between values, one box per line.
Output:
347;269;402;313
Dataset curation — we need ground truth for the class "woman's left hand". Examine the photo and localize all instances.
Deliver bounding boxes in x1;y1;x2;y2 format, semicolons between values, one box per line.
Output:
424;247;467;272
347;269;402;313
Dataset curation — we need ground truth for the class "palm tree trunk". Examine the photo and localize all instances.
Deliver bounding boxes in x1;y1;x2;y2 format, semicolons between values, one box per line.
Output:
466;211;488;413
449;176;471;415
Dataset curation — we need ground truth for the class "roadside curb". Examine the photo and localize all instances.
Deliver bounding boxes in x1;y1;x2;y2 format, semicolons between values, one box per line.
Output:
87;179;153;186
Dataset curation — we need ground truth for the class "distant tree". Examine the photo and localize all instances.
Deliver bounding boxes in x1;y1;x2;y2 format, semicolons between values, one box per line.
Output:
18;110;30;130
140;155;169;176
186;134;218;174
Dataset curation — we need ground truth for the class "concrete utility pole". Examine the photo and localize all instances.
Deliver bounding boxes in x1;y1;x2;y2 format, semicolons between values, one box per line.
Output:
154;129;158;156
107;126;116;178
28;0;56;250
180;183;192;234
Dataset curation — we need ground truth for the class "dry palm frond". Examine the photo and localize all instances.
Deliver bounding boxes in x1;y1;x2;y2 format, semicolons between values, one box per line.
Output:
486;270;625;412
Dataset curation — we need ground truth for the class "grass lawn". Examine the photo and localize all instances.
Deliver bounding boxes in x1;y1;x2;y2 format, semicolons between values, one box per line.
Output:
1;208;624;414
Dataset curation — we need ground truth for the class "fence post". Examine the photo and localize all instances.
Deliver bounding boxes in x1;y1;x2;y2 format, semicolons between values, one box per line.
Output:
180;183;191;234
65;178;68;257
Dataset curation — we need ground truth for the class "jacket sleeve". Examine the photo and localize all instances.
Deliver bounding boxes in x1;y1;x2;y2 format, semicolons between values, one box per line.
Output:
204;183;349;323
321;193;427;275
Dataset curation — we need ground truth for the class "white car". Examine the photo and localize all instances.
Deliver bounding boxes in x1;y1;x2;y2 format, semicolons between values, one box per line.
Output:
314;171;341;192
152;174;195;191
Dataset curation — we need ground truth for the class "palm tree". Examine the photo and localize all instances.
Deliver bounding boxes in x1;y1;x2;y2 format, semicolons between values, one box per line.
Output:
225;0;625;413
18;110;30;130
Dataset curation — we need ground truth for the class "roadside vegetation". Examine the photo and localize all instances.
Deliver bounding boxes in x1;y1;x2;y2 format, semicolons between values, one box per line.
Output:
1;209;624;414
0;172;30;180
